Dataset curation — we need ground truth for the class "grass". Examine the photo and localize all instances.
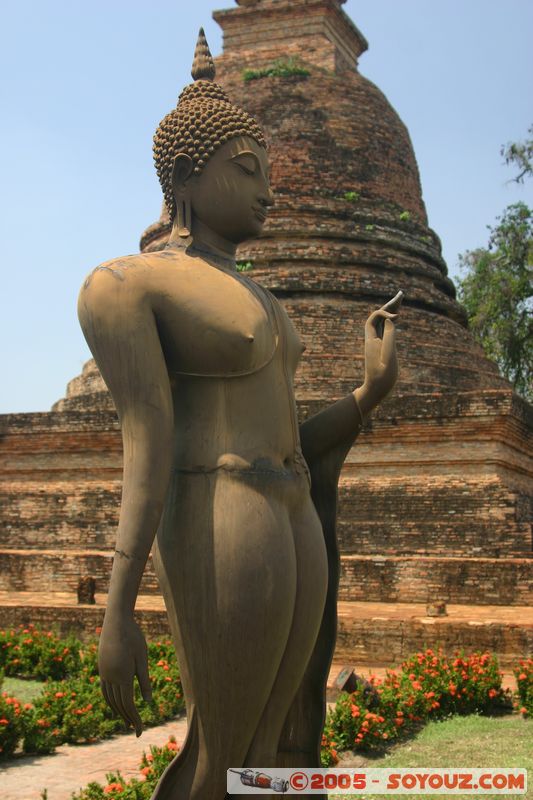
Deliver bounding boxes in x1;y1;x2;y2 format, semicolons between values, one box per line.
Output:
333;715;532;799
2;677;44;704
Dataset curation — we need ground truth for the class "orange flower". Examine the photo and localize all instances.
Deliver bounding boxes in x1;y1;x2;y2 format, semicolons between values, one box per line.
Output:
104;784;124;794
518;673;527;681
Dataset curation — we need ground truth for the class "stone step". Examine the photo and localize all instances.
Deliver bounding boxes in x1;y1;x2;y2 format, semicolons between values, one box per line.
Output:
0;593;530;668
339;554;533;606
3;470;531;558
0;482;122;550
337;476;533;557
337;519;532;557
1;549;531;606
0;549;159;595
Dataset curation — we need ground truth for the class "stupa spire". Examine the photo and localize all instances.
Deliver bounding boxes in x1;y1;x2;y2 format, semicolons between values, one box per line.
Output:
215;0;368;73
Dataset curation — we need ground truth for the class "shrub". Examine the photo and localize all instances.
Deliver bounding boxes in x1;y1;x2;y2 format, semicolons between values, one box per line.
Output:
0;692;24;758
0;625;81;681
70;738;180;799
325;649;510;757
513;658;533;717
18;637;184;756
243;58;310;81
336;190;360;202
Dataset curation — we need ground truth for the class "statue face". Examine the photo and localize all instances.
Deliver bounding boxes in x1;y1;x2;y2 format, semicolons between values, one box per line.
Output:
190;136;273;244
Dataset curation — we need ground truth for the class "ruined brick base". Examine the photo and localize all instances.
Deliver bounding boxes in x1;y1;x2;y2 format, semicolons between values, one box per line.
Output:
0;592;530;669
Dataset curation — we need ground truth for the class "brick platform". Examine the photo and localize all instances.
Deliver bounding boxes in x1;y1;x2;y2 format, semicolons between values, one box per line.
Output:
0;591;530;668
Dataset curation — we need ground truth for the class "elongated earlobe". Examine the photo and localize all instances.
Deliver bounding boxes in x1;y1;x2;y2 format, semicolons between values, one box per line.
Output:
176;192;192;239
171;153;194;239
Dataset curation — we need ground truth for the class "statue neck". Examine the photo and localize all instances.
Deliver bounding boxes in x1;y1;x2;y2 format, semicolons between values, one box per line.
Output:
168;217;237;269
168;218;238;271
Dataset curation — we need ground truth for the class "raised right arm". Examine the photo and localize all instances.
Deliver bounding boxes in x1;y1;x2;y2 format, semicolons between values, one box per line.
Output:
78;264;174;734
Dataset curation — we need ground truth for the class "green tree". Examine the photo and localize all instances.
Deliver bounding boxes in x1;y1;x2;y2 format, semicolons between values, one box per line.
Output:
457;202;532;401
501;124;533;184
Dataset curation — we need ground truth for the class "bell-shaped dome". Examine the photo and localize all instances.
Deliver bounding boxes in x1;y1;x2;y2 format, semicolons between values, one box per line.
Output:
138;0;506;403
55;0;509;411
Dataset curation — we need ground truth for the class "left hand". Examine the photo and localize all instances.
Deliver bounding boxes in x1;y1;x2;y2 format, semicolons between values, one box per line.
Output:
354;291;403;417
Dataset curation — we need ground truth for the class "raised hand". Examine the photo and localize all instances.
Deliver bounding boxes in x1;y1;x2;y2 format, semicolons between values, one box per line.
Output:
98;613;152;737
354;291;403;417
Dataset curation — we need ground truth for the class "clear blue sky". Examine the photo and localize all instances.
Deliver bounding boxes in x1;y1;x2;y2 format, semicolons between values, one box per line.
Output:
1;0;532;413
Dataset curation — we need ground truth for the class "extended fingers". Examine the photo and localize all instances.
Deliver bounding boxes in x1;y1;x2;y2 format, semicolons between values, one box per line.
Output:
102;680;143;736
119;684;143;737
381;290;403;314
101;679;120;717
110;683;135;731
136;653;152;704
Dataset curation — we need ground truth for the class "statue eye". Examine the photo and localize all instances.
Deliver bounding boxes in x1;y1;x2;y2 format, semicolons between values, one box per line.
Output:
235;160;255;176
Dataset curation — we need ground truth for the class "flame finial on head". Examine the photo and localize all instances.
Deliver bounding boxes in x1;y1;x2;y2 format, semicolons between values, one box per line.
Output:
191;28;216;81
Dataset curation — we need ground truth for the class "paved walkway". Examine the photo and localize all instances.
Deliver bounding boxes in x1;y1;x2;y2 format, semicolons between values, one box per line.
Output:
0;716;188;800
0;662;519;800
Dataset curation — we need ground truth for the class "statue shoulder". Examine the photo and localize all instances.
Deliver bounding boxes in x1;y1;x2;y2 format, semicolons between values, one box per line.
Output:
80;253;148;294
77;254;154;343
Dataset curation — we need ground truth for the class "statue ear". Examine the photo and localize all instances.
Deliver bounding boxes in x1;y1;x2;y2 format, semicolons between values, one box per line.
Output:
171;154;194;239
171;153;194;191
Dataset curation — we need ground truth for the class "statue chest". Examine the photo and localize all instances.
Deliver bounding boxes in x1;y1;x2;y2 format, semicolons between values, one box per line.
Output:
154;265;302;378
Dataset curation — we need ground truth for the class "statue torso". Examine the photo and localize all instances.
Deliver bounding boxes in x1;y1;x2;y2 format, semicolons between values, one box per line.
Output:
90;248;306;472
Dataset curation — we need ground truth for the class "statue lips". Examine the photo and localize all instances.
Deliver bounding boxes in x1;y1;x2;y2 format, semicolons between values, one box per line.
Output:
253;206;268;223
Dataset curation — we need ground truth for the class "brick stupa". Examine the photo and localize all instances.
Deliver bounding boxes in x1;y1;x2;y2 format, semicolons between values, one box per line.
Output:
1;0;531;664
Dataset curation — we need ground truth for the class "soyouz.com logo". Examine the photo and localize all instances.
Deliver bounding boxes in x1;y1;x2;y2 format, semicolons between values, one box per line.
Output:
227;768;527;794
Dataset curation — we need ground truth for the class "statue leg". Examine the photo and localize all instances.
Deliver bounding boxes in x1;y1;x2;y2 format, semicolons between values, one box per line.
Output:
153;471;321;799
243;488;328;770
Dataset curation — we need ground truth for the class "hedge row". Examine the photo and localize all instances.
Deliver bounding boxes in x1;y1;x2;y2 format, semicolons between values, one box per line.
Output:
321;648;529;765
1;626;531;775
0;626;184;758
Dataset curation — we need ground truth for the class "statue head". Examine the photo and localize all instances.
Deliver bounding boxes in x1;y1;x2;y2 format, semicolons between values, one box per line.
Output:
153;29;271;247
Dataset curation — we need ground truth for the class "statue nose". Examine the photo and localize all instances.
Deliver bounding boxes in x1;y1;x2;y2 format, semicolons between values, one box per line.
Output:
258;188;274;208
